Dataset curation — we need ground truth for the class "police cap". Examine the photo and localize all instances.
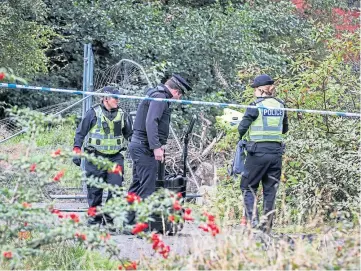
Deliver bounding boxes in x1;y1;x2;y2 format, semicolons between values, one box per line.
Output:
102;86;123;99
251;74;274;88
170;74;192;93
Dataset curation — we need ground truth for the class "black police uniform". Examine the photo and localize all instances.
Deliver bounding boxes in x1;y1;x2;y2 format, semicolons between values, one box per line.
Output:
238;75;289;233
73;97;133;224
126;74;191;226
127;84;172;199
128;74;191;201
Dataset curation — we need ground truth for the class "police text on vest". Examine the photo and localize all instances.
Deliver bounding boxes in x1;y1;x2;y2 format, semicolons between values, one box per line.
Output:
262;109;283;116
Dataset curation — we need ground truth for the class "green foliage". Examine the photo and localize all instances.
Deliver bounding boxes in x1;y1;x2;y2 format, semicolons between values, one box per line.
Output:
0;1;360;269
281;118;359;223
212;30;360;224
107;0;314;97
1;243;119;270
32;0;316;95
144;225;360;270
0;0;54;76
0;0;67;118
0;108;223;269
213;178;243;223
1;0;357;114
0;68;27;84
3;0;355;120
4;116;76;147
276;31;360;222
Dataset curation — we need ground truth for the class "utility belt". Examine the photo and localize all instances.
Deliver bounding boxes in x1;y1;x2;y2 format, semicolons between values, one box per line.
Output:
245;141;286;155
131;135;150;147
131;135;167;148
84;146;124;157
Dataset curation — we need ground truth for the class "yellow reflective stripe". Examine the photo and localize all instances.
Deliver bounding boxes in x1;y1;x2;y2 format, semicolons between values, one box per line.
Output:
92;145;122;151
89;133;122;139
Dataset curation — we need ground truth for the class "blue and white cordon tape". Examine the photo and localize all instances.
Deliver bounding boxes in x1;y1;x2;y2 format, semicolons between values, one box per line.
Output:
0;83;360;118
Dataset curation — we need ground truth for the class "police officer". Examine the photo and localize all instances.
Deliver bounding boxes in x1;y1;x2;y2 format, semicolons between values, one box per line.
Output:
73;86;133;226
238;74;288;233
126;74;191;222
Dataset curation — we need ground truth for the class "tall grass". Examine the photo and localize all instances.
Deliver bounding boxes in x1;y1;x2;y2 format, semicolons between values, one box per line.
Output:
142;225;360;270
0;242;119;270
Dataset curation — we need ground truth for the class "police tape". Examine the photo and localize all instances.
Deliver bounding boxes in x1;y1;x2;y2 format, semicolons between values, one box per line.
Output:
0;83;360;118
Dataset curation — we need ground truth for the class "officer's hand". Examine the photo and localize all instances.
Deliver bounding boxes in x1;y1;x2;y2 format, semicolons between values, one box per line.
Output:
153;148;164;162
73;147;81;154
72;157;81;167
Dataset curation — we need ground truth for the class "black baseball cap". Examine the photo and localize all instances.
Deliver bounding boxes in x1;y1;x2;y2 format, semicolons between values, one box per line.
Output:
251;74;274;88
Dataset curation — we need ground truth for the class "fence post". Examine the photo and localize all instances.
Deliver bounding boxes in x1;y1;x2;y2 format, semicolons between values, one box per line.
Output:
81;44;94;194
88;44;94;109
81;44;89;120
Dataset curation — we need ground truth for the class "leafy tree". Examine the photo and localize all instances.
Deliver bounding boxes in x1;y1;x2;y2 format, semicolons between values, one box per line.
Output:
33;1;316;94
35;0;317;129
0;0;53;76
0;0;57;116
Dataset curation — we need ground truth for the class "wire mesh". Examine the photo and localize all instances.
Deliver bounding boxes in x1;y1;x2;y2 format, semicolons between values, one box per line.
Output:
0;99;83;143
93;59;153;115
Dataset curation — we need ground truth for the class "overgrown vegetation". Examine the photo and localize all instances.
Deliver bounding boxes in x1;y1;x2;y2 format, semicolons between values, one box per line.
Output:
1;0;359;116
2;243;119;270
0;112;359;270
0;109;224;270
0;0;359;269
212;28;360;225
0;87;359;270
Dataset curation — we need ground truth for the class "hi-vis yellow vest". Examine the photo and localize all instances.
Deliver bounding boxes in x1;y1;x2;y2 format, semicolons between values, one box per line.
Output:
86;105;125;154
248;98;285;142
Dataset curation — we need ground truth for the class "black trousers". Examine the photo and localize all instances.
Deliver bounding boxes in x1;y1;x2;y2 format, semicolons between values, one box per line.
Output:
240;152;282;232
126;141;158;225
128;141;157;198
84;152;124;211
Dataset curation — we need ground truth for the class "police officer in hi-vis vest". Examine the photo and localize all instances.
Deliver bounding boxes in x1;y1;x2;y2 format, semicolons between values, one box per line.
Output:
238;74;288;233
73;86;133;226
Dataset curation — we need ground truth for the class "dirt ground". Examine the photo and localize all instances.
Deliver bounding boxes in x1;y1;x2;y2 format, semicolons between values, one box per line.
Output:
0;144;25;170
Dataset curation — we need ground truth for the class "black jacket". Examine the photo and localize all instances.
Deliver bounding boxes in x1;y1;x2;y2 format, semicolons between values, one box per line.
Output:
132;85;173;149
73;102;133;149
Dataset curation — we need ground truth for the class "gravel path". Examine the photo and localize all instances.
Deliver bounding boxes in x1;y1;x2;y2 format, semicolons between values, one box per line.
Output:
34;200;330;262
113;223;201;260
35;200;209;260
